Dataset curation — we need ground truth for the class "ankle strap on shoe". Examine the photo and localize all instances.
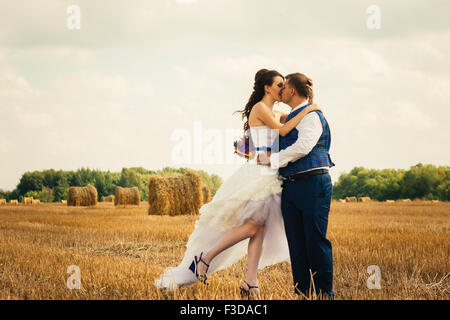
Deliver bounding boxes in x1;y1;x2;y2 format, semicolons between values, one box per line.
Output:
199;253;210;269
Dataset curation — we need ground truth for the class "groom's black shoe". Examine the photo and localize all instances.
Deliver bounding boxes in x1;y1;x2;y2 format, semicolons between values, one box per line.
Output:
321;292;335;300
294;287;334;300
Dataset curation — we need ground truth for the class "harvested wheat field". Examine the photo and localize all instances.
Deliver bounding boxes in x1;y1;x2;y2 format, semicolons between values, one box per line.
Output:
0;201;448;300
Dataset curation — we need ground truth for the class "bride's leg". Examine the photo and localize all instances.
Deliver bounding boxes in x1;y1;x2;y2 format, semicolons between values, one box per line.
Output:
197;220;259;275
246;224;264;286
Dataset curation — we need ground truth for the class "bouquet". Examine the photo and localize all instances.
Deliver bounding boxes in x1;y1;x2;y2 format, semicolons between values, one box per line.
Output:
233;133;256;160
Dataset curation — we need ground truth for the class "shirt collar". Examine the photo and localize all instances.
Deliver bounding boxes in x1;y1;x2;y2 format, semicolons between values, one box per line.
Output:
290;100;309;113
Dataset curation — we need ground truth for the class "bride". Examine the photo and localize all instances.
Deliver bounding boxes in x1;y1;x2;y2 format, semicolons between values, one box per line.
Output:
154;69;320;298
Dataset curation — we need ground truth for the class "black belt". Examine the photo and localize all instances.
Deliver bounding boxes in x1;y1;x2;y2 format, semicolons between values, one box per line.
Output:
282;169;329;182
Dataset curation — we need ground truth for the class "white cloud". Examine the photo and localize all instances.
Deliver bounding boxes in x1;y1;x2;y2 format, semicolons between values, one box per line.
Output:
175;0;199;5
18;111;54;129
11;46;97;63
0;136;15;153
388;101;436;130
0;67;40;102
172;65;220;90
0;66;162;189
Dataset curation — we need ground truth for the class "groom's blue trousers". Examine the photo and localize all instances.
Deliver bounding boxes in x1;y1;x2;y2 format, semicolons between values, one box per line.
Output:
281;172;333;297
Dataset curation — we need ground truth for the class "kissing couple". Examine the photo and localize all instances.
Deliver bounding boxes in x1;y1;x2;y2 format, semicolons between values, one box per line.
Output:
155;69;335;300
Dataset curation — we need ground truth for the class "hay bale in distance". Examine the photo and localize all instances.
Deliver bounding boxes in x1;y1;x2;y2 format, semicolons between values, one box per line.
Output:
114;187;140;206
148;170;202;216
101;195;113;202
338;199;346;203
31;199;40;204
359;197;371;202
0;199;6;205
386;200;395;203
202;185;211;205
61;200;67;204
24;197;33;205
399;199;412;203
9;200;18;205
345;196;357;203
67;184;98;207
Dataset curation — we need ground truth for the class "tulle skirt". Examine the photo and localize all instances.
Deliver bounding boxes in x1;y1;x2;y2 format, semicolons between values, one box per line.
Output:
154;163;290;290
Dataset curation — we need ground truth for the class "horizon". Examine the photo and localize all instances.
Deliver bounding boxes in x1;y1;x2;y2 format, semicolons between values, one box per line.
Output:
1;161;447;193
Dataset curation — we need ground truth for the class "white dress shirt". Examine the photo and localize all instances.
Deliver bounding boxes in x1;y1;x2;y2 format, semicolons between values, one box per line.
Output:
270;101;327;171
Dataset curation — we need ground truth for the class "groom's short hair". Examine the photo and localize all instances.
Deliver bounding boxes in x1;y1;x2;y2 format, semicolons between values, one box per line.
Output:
285;73;314;102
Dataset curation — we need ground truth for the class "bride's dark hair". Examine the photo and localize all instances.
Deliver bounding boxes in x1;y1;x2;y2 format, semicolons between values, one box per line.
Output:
233;69;284;132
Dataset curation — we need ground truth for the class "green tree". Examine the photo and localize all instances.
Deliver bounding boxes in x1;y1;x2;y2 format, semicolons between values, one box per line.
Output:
333;163;449;201
38;187;54;203
24;190;39;199
6;166;226;204
119;168;141;188
401;163;441;199
17;171;44;196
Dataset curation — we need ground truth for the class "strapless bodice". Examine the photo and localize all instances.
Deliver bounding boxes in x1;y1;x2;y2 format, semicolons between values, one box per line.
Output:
249;126;278;152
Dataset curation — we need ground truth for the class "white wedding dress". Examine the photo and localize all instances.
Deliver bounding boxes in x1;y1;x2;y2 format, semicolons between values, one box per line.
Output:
154;126;290;290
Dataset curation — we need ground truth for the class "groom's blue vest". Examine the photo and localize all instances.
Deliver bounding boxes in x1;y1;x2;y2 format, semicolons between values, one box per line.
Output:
275;104;335;178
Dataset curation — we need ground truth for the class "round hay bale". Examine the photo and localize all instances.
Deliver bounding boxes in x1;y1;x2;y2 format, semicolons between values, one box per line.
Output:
101;195;113;202
386;200;395;203
24;197;33;205
0;199;6;206
359;196;371;202
186;171;202;214
338;199;346;203
202;185;211;205
148;175;171;215
61;200;67;204
148;170;202;216
345;196;357;203
31;199;40;204
114;187;140;206
67;184;98;207
9;200;18;205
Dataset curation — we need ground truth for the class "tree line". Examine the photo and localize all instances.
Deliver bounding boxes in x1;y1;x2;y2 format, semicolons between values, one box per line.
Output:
332;163;449;201
0;167;223;203
1;163;448;203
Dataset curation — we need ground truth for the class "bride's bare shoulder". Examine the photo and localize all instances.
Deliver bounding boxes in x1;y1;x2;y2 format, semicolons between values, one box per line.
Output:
249;102;267;126
251;101;270;113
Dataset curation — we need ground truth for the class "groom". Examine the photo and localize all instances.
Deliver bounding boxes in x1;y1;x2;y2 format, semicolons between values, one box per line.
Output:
259;73;335;299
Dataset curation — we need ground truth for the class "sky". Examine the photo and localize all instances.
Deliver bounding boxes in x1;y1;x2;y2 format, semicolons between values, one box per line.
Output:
0;0;449;191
